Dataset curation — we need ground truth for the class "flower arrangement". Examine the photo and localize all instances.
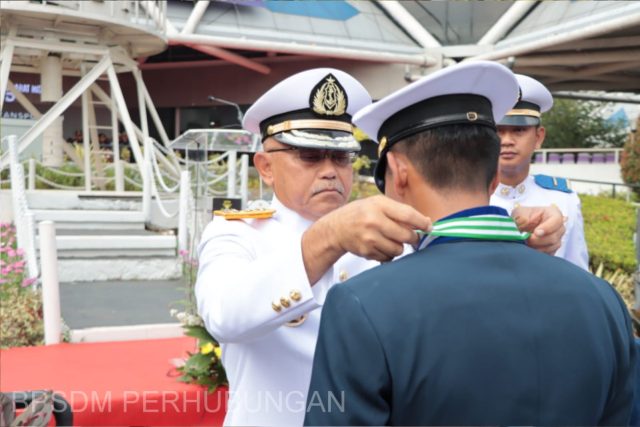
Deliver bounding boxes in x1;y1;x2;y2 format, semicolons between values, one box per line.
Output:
0;223;37;291
172;250;228;392
1;222;43;348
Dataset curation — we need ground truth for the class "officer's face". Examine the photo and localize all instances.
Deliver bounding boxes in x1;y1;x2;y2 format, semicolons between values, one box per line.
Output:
497;125;545;172
255;139;354;221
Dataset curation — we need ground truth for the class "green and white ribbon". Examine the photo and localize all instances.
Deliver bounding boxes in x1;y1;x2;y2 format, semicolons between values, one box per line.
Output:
417;214;530;248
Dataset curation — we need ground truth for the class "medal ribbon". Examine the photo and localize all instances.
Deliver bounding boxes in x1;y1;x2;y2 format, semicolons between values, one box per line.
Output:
416;214;530;249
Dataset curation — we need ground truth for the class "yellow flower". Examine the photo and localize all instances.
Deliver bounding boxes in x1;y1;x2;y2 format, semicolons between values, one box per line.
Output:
214;345;222;359
200;342;214;355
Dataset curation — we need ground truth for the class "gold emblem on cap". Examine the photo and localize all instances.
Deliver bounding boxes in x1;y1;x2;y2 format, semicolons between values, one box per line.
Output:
467;112;478;121
378;137;388;158
312;74;347;116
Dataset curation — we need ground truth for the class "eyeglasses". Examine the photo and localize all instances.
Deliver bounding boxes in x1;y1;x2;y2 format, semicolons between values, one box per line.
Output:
265;147;357;167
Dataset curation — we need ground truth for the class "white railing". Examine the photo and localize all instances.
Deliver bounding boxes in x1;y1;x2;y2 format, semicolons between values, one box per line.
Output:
1;0;167;35
5;130;248;267
533;148;623;165
7;135;38;283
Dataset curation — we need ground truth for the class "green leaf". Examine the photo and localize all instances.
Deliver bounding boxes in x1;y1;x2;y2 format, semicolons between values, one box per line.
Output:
183;325;216;343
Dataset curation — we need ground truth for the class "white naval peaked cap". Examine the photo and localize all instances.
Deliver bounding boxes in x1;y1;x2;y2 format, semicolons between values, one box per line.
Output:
499;74;553;126
352;60;519;192
243;68;372;151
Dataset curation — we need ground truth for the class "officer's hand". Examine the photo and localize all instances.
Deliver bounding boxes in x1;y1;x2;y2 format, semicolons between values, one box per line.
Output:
512;204;565;255
322;195;432;263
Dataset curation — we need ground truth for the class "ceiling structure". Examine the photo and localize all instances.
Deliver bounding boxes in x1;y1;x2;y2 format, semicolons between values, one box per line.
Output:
148;0;640;95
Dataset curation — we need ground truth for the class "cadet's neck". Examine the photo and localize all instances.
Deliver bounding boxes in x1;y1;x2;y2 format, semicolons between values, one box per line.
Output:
408;183;491;222
498;164;530;187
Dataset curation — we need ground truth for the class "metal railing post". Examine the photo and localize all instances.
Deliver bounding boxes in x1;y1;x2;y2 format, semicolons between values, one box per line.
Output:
40;220;61;345
240;154;249;209
178;170;190;255
28;158;36;190
24;212;39;280
227;150;237;198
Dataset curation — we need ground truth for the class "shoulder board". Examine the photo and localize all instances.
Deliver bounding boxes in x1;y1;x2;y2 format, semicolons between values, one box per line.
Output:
534;174;573;193
214;209;276;220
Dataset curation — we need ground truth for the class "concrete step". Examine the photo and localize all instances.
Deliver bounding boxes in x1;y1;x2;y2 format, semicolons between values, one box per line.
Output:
37;234;177;258
32;209;145;230
27;190;143;211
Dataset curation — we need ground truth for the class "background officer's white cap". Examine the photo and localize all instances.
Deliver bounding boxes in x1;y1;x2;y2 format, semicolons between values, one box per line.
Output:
243;68;371;151
499;74;553;126
353;60;519;192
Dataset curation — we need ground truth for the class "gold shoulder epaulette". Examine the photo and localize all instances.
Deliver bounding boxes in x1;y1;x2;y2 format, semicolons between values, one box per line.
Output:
213;208;276;220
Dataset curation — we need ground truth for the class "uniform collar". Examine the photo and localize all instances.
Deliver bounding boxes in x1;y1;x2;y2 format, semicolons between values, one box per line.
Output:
495;175;535;200
270;195;314;236
416;205;526;251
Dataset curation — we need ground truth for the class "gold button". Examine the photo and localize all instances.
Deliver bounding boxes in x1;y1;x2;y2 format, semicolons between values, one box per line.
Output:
272;301;282;312
280;297;290;308
290;290;302;302
339;271;348;282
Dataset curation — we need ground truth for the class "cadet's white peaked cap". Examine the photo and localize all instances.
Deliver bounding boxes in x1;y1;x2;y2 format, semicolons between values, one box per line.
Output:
352;60;519;192
243;68;372;151
499;74;553;126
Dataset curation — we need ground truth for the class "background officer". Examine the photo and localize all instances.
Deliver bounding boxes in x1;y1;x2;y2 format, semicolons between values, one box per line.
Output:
491;74;589;270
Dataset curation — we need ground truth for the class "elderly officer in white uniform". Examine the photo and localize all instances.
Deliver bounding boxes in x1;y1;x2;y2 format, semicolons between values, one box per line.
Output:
491;74;589;270
196;68;567;426
195;68;433;426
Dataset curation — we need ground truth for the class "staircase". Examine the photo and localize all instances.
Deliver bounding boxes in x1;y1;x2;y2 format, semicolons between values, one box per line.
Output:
28;190;182;282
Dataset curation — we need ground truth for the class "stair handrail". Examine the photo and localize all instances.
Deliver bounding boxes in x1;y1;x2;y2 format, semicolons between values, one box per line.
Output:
149;141;180;193
7;135;39;282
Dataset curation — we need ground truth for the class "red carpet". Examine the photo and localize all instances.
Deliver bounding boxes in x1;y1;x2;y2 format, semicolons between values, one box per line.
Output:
0;337;227;426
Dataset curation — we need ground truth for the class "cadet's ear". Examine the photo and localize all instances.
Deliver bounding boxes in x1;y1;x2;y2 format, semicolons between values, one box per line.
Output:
254;151;274;186
535;126;546;150
386;151;409;196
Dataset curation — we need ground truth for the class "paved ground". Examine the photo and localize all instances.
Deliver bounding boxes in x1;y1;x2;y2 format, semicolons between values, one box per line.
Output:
60;279;191;329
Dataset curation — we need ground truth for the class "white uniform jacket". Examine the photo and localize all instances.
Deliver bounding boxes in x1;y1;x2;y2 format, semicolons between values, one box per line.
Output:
491;174;589;270
195;196;376;426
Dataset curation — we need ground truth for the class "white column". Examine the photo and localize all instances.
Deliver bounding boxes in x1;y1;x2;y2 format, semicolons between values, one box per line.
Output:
28;158;36;190
40;221;62;345
42;116;64;167
41;54;63;102
24;212;38;280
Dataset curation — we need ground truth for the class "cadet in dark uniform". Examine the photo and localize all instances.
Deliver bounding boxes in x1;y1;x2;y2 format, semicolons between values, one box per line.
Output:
304;61;636;425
